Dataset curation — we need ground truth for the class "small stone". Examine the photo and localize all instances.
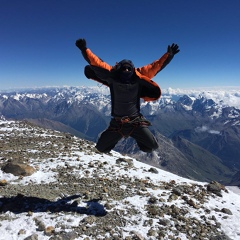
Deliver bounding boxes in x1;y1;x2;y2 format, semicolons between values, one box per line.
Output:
148;196;158;204
221;208;233;215
116;158;133;166
168;193;179;201
125;237;132;240
24;233;38;240
147;205;159;216
103;187;108;193
130;231;145;240
18;229;26;235
207;181;227;197
172;187;183;196
104;203;113;210
159;219;171;226
147;228;158;237
27;211;33;216
186;199;200;208
82;216;97;224
148;167;158;174
0;179;8;186
35;219;46;231
44;226;55;236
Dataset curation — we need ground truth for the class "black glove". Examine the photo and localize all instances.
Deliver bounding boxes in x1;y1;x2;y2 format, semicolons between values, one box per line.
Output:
76;38;87;51
168;43;180;55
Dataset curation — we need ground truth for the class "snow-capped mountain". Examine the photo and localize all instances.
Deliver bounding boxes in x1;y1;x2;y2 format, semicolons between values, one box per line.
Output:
0;117;240;240
0;86;240;185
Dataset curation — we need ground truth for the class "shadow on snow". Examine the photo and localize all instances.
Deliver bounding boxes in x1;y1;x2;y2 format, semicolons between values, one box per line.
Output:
0;194;107;217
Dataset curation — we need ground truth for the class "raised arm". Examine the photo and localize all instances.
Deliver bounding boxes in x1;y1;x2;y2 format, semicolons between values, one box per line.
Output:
75;38;112;71
137;43;180;79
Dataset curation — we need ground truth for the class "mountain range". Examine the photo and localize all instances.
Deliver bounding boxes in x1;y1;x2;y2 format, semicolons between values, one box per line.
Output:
0;86;239;185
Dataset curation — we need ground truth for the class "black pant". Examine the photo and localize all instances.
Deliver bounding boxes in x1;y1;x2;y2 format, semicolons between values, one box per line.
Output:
96;118;158;153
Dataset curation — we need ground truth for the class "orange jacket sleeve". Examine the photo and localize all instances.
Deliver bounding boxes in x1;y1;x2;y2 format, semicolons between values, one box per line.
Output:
82;48;112;71
137;52;172;79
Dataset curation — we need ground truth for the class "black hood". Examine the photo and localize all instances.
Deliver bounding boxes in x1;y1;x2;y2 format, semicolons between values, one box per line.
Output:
118;59;135;82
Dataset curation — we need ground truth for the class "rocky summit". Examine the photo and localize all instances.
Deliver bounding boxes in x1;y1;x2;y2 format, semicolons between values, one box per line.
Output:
0;117;240;240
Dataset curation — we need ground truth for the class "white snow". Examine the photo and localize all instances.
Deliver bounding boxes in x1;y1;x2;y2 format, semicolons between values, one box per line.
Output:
195;125;221;135
0;118;240;240
163;87;240;108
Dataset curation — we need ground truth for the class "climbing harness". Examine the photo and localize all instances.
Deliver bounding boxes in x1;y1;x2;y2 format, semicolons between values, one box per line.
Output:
109;115;152;138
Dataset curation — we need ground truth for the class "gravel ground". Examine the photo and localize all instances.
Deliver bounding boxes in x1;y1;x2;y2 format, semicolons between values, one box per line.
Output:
0;119;238;240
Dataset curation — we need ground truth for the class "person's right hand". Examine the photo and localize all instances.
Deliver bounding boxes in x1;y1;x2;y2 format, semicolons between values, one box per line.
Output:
76;38;87;51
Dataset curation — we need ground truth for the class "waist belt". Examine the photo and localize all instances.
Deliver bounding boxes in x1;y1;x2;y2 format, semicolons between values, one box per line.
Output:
114;116;140;124
114;115;153;126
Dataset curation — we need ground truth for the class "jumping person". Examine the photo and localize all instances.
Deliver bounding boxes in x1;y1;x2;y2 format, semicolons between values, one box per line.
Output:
76;38;180;153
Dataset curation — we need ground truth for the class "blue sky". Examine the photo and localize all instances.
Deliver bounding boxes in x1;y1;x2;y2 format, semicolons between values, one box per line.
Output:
1;0;240;91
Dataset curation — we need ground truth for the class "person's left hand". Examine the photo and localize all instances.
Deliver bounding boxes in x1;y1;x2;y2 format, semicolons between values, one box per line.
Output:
168;43;180;55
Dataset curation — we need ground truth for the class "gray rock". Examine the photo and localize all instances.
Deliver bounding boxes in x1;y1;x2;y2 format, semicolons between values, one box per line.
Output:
221;208;233;215
2;162;36;176
24;234;38;240
148;167;159;174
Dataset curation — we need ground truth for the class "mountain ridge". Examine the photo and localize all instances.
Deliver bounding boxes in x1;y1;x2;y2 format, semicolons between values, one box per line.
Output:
0;86;239;184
